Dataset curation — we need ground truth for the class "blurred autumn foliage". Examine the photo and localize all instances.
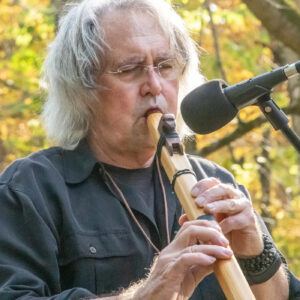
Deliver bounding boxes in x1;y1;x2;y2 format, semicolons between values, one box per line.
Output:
0;0;53;170
1;0;300;276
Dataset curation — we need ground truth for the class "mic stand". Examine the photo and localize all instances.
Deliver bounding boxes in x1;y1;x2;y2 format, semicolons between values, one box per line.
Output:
257;94;300;153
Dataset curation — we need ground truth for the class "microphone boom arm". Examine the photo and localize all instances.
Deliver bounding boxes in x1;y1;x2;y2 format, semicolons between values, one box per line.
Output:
258;94;300;153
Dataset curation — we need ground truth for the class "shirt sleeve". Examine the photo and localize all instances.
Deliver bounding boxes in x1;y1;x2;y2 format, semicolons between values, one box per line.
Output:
0;183;96;300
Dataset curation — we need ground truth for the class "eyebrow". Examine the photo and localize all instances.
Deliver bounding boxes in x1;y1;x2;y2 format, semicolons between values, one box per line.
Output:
112;52;173;68
154;53;174;63
112;56;144;69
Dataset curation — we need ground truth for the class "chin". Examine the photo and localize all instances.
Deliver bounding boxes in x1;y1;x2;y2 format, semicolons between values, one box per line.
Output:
139;136;156;152
142;136;155;149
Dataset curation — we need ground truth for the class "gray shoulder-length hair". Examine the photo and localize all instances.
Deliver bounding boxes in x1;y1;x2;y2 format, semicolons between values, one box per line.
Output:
41;0;203;149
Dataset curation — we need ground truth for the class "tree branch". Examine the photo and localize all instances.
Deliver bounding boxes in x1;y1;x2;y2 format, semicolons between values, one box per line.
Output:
242;0;300;56
0;78;20;90
204;0;227;81
192;103;300;157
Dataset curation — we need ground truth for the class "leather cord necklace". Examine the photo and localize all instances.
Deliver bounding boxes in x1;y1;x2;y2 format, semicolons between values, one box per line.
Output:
104;155;170;254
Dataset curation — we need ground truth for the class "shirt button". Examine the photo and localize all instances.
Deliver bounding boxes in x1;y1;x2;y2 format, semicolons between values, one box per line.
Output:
89;246;97;254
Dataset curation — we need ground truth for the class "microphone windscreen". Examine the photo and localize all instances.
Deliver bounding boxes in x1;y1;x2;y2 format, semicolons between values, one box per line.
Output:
181;80;238;134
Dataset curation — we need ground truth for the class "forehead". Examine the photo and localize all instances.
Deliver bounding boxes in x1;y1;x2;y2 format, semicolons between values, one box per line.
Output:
101;10;171;62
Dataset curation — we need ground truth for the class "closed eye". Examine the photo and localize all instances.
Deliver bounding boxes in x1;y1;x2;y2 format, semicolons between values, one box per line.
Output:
118;64;143;74
159;63;173;69
158;59;176;70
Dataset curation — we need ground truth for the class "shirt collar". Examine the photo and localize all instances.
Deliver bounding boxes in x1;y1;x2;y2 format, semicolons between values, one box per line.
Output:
62;139;99;184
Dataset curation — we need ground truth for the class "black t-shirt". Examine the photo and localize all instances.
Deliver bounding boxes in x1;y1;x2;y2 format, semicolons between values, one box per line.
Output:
103;161;173;250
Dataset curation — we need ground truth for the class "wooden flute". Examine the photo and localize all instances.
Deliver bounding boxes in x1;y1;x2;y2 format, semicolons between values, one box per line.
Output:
147;112;255;300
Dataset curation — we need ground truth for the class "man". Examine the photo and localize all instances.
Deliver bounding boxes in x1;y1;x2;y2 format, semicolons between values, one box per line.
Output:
0;0;298;299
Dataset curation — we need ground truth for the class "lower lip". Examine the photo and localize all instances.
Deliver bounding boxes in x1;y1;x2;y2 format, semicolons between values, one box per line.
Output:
144;109;162;119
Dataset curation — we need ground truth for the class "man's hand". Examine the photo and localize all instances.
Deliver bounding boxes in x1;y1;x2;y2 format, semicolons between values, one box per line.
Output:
135;219;232;300
190;177;263;257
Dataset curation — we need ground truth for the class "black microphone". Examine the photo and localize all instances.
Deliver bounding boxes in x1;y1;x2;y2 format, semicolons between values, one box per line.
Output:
181;61;300;134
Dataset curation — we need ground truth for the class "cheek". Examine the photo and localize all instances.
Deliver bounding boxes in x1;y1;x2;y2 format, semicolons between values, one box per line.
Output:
96;89;139;132
100;85;136;113
164;80;179;110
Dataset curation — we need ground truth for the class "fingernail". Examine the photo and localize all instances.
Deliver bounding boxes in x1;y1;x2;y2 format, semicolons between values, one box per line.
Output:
191;187;199;197
213;224;222;231
196;196;205;207
208;257;216;263
223;249;233;256
220;236;229;246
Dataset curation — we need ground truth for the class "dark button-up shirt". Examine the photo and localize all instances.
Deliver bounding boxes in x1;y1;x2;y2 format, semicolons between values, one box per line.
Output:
0;140;298;299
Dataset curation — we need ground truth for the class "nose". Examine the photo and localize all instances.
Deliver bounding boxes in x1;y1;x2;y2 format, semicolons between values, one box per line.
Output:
140;67;162;97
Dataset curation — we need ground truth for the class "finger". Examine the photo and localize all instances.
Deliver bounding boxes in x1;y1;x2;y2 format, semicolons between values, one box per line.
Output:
171;245;232;275
195;184;246;207
188;246;233;287
179;214;223;229
189;263;214;289
153;252;216;296
187;244;233;260
219;210;256;234
180;252;216;266
189;261;215;288
166;252;216;282
167;245;232;277
203;198;251;216
178;214;189;226
178;219;222;236
191;177;220;197
175;224;229;247
157;245;233;291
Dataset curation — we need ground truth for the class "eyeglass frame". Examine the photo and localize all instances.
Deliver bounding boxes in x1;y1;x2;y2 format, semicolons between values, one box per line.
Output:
105;58;185;81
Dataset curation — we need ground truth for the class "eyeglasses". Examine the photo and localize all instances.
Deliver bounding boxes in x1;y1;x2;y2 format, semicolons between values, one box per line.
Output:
106;58;184;82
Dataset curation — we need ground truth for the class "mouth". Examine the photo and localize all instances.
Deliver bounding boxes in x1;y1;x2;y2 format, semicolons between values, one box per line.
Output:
144;107;163;119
